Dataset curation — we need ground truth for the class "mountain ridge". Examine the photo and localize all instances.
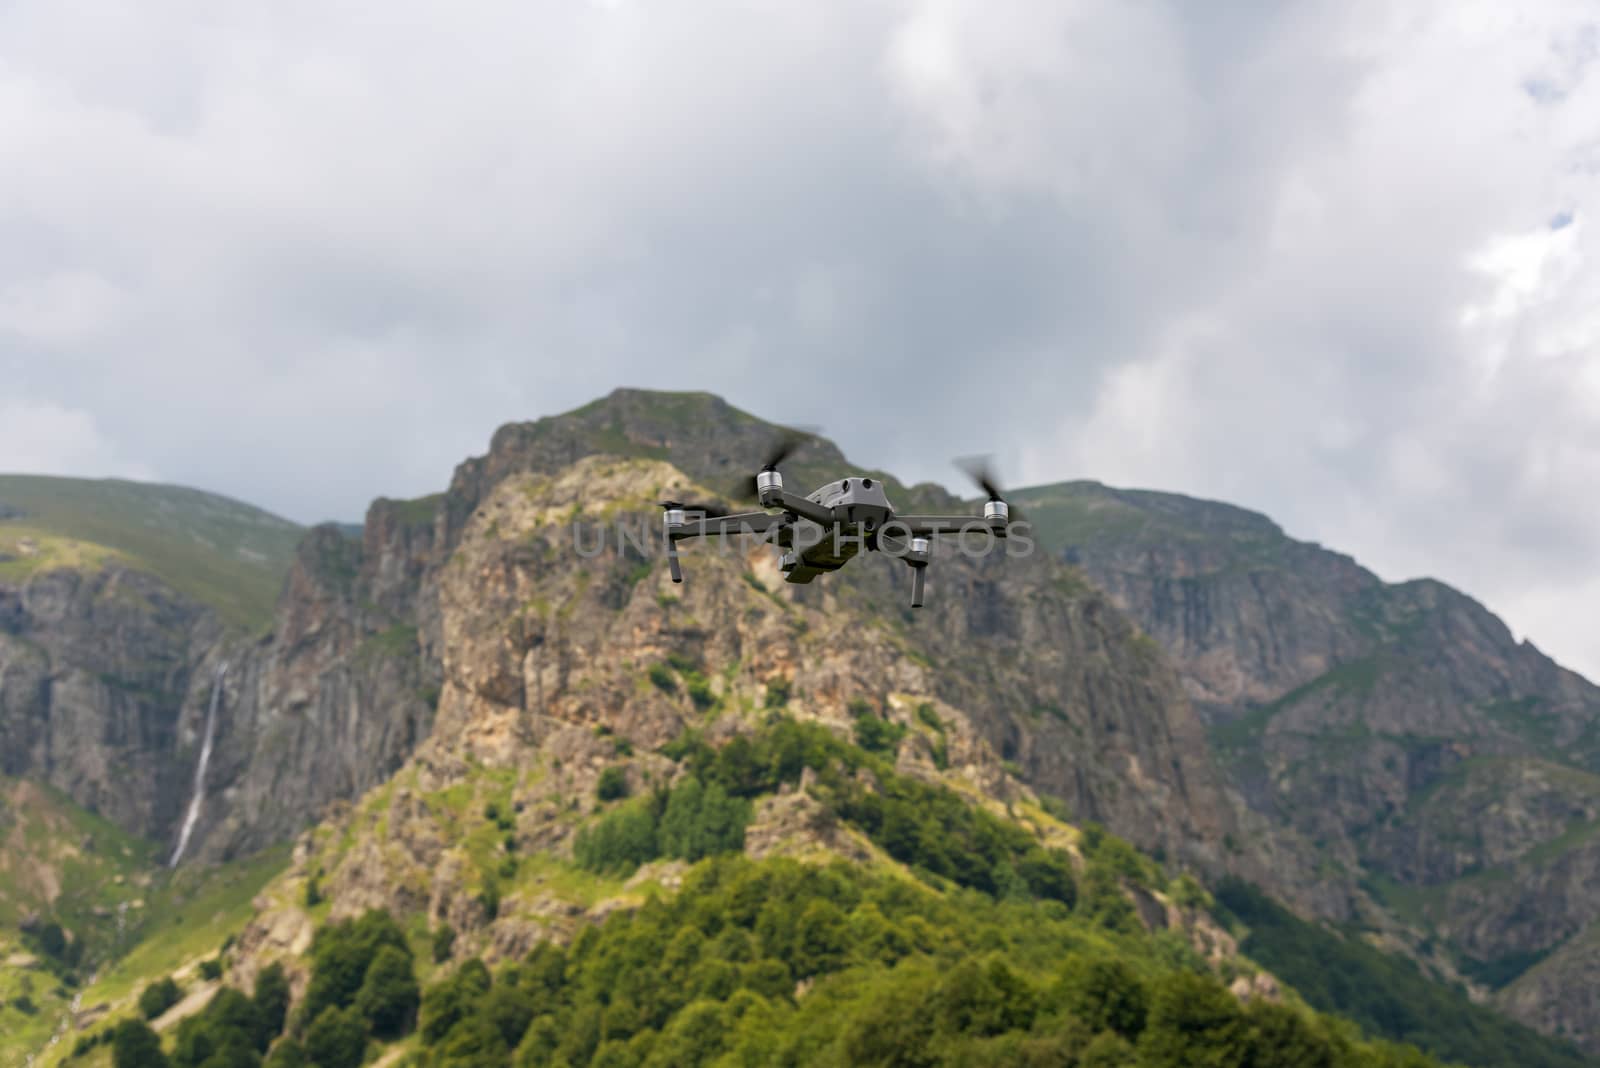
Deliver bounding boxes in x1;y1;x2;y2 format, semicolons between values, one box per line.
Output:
4;389;1599;1055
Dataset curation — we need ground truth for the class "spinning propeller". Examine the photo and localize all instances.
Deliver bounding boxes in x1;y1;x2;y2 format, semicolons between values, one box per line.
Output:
956;455;1023;521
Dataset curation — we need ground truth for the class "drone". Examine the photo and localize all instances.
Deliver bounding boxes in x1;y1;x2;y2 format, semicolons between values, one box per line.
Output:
660;434;1017;608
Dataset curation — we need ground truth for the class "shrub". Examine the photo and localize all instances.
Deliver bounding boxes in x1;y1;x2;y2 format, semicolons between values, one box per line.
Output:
112;1019;169;1068
857;713;908;754
198;959;223;982
648;663;677;693
763;678;791;708
596;766;630;802
686;673;717;710
432;924;457;965
479;876;502;921
139;977;183;1019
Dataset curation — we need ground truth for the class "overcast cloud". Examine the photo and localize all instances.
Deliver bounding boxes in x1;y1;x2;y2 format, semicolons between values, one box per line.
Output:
3;0;1598;679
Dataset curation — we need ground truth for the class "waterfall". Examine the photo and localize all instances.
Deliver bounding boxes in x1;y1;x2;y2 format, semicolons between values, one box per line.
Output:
169;662;226;868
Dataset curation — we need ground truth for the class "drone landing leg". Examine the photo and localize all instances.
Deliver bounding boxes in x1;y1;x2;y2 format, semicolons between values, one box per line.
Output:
667;541;683;583
910;564;926;608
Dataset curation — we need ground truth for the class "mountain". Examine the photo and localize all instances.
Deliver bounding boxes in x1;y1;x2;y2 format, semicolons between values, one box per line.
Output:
16;425;1582;1068
1014;478;1600;1052
2;390;1596;1064
0;478;303;844
0;476;302;630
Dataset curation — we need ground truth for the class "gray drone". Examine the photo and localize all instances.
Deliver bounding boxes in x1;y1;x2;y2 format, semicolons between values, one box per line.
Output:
660;436;1016;608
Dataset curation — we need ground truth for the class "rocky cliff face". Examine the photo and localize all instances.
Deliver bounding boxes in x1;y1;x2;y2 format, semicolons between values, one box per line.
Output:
235;452;1268;982
1015;479;1600;1052
0;393;1336;911
197;392;1349;918
0;565;224;842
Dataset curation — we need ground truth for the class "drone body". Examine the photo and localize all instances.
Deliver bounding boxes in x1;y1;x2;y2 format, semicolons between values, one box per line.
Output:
661;448;1014;608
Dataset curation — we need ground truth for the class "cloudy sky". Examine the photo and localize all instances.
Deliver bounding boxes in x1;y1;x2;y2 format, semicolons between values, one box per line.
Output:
3;1;1598;678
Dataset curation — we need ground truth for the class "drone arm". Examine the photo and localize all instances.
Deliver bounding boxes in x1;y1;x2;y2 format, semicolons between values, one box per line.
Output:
897;514;1006;538
761;488;836;527
666;511;784;541
663;509;782;585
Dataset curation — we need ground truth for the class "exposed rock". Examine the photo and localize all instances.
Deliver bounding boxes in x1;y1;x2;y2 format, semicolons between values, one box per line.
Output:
0;566;223;842
1019;479;1600;1049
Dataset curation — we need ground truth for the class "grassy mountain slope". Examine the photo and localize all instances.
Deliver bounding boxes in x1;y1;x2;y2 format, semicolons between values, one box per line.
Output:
42;715;1491;1068
0;475;302;629
0;778;288;1068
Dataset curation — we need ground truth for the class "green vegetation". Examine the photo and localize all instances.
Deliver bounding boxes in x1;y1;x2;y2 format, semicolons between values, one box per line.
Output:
763;677;791;709
0;778;159;961
432;925;457;965
138;977;182;1019
647;663;676;694
82;846;291;1008
1214;880;1590;1068
1211;657;1385;753
596;767;630;802
112;1020;167;1068
850;700;907;755
1011;481;1289;568
0;475;303;628
358;625;419;661
406;854;1437;1067
574;777;751;875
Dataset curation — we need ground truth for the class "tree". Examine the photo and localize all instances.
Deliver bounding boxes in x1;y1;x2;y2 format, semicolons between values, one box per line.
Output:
1244;1000;1334;1068
482;984;536;1049
113;1020;169;1068
303;1006;366;1068
34;921;68;960
170;988;267;1068
140;977;183;1020
355;945;420;1038
573;798;660;874
299;910;410;1028
935;958;1038;1038
254;964;291;1042
1137;971;1251;1068
658;777;748;862
1055;956;1149;1040
261;1039;307;1068
430;1014;509;1068
420;959;492;1044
